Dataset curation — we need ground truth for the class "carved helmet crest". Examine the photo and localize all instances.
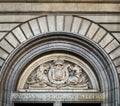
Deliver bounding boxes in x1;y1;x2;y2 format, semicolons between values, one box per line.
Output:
54;58;64;65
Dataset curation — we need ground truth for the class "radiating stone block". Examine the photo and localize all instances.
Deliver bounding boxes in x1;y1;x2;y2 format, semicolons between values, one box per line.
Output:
112;33;120;42
93;28;107;43
47;15;55;32
56;16;64;31
0;48;9;59
38;16;48;33
0;32;6;40
64;16;73;32
110;47;120;59
12;27;26;42
99;33;113;48
117;67;120;74
113;57;120;67
0;58;4;66
86;23;99;39
21;23;33;38
105;40;119;53
79;20;91;36
5;33;19;48
71;17;82;34
0;39;14;53
29;19;40;35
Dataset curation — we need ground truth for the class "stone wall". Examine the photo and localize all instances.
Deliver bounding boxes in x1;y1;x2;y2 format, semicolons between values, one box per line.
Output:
0;0;120;106
0;0;120;79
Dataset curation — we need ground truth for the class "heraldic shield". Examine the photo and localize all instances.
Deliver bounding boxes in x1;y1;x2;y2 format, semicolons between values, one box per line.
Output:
48;58;69;85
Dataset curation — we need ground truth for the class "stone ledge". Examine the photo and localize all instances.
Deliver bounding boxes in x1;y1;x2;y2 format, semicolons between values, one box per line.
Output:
0;3;119;12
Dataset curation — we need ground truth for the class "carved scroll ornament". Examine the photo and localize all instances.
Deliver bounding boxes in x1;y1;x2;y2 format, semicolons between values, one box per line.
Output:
24;58;92;90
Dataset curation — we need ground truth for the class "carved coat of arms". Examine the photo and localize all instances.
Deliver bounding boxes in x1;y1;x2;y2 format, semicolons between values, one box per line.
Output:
25;58;91;90
48;58;69;85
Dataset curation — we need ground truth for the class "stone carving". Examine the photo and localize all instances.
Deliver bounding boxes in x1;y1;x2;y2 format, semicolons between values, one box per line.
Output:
25;58;91;90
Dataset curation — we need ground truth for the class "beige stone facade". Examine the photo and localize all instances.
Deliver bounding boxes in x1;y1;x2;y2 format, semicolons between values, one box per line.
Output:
0;0;120;106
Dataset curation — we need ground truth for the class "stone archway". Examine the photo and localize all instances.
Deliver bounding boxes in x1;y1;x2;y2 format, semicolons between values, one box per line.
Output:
0;15;120;106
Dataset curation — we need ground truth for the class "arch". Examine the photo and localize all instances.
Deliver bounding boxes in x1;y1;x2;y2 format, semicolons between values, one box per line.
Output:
0;15;120;71
0;15;120;106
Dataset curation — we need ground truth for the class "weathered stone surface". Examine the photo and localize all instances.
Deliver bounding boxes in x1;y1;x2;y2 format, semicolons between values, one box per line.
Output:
81;16;120;23
0;48;9;59
86;23;99;39
12;92;103;102
24;57;91;90
0;58;4;66
38;17;48;33
112;33;120;42
47;15;55;32
0;39;14;53
0;15;38;22
17;53;99;91
110;47;120;59
100;24;120;32
0;14;120;106
99;33;113;48
105;39;119;53
64;16;73;32
0;15;119;26
0;23;18;31
5;33;19;48
113;57;120;67
12;27;26;42
56;16;64;31
79;20;91;36
0;0;120;3
92;28;107;43
29;19;40;35
0;32;7;40
0;3;119;12
0;1;120;106
21;23;33;38
71;17;82;34
117;67;120;74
